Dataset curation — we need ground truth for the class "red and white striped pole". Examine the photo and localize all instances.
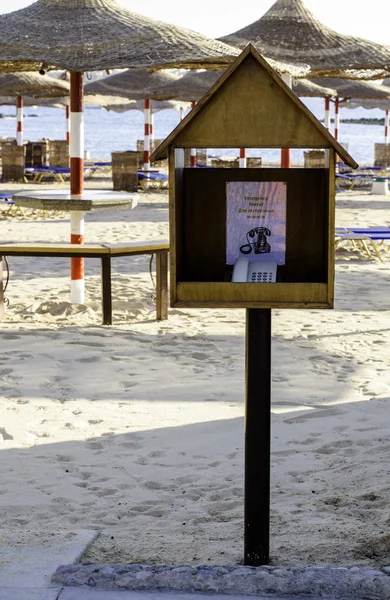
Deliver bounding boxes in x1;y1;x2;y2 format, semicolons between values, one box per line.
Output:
281;74;292;168
16;95;23;146
324;97;331;130
190;101;197;167
334;97;340;141
65;104;70;143
239;147;247;168
334;97;340;168
70;71;85;305
150;107;154;151
385;109;389;144
190;148;197;167
144;98;151;171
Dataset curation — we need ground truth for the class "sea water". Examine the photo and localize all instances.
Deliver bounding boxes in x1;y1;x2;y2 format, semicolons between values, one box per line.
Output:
0;98;386;166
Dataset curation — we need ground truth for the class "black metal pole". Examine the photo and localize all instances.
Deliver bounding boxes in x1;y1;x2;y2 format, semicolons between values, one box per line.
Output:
244;308;271;566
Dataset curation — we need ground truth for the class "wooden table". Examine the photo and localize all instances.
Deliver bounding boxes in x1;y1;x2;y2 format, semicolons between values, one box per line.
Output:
12;189;139;304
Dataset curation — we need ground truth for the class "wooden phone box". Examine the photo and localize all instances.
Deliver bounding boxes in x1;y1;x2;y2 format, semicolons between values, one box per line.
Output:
151;45;358;310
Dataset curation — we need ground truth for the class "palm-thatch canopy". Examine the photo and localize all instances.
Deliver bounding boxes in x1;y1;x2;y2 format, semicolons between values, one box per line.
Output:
84;68;181;100
291;78;336;98
310;78;390;100
0;0;243;73
145;69;336;102
0;72;69;97
218;0;390;80
344;80;390;110
145;70;219;102
102;99;188;113
0;95;66;108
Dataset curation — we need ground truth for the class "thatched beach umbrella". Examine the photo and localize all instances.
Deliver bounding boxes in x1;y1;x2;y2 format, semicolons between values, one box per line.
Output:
310;78;390;142
218;0;390;81
0;72;70;144
0;0;242;304
344;79;390;144
292;79;337;98
84;68;182;169
0;72;69;97
218;0;390;165
0;1;241;73
84;69;181;99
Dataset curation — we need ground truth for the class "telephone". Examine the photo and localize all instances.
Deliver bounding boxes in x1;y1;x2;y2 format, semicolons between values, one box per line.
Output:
240;227;271;255
232;256;278;283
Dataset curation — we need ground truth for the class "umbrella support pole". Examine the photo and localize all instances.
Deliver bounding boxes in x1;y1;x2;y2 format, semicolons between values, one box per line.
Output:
281;74;292;168
16;95;23;146
70;71;85;304
70;211;85;304
240;147;247;168
325;97;331;130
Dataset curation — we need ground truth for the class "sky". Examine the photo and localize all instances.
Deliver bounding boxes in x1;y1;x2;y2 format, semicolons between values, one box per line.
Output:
0;0;389;46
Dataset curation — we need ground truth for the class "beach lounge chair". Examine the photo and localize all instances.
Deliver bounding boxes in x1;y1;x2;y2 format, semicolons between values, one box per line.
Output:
25;164;96;183
335;227;390;261
0;193;26;217
25;166;67;183
137;171;168;191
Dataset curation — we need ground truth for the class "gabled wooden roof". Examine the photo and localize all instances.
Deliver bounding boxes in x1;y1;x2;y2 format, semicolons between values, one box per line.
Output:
151;44;358;169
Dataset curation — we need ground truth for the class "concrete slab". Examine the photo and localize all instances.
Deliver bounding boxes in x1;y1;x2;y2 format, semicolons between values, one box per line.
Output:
59;591;309;600
53;562;390;600
1;587;61;600
0;529;99;589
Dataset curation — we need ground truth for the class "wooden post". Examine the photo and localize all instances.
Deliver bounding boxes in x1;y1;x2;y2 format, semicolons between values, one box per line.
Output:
101;256;112;325
156;250;168;320
244;308;271;566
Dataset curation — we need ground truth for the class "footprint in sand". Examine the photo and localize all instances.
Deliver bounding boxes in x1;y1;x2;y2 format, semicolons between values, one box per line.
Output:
0;428;13;440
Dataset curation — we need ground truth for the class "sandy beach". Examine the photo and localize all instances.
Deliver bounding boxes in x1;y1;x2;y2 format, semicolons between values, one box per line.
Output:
0;170;389;569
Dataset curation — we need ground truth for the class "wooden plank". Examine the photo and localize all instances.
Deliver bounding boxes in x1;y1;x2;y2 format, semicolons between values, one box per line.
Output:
170;147;181;306
176;282;330;308
101;256;112;325
327;150;336;308
0;242;169;258
156;250;169;320
0;243;108;257
108;242;169;256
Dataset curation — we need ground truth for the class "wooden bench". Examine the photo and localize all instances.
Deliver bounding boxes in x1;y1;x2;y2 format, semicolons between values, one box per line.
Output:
0;241;169;325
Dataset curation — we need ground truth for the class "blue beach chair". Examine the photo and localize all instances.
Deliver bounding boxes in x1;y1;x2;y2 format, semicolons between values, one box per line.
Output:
137;171;168;191
335;227;390;261
0;193;26;216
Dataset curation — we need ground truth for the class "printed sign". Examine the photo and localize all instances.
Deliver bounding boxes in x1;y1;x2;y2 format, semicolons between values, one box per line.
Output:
226;181;287;266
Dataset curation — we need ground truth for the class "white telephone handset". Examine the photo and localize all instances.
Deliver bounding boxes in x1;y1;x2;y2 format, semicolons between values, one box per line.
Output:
232;256;277;283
